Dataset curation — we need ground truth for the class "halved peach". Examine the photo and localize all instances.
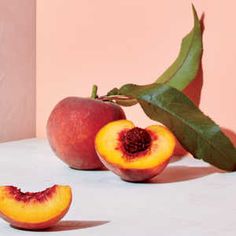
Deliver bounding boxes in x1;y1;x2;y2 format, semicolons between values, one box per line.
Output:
0;185;72;230
95;120;175;182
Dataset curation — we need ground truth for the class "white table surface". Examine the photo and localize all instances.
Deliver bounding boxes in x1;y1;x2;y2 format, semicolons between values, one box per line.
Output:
0;138;235;236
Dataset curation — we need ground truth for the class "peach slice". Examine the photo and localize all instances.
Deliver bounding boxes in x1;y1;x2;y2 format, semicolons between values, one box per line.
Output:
95;120;175;182
0;185;72;230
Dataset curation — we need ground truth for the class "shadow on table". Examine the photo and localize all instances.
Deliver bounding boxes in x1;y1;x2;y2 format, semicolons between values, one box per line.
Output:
45;220;110;232
12;220;110;232
148;165;224;184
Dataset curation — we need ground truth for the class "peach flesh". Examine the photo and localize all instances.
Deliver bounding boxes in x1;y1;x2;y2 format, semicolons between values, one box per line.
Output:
111;128;168;182
0;185;72;230
0;208;69;230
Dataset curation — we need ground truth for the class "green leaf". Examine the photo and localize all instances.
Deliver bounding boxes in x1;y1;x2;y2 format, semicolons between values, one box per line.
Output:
156;5;203;91
119;83;236;171
107;88;119;96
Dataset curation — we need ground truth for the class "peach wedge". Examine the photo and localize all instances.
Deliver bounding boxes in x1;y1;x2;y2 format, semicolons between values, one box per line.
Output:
95;120;176;182
0;185;72;230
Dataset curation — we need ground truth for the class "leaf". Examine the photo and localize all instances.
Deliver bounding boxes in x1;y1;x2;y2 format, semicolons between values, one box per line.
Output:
156;5;203;91
118;83;236;171
107;5;203;96
104;5;235;171
107;88;119;96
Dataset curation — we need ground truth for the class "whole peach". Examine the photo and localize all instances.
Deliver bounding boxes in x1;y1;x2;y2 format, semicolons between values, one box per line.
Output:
47;97;126;169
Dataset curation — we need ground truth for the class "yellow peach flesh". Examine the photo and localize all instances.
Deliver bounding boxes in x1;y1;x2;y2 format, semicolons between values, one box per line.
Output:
95;120;176;170
0;185;72;228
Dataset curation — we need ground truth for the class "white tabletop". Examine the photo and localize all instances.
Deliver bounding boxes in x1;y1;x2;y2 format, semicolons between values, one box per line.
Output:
0;138;235;236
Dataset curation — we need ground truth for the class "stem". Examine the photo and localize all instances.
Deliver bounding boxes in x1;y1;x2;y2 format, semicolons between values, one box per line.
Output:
91;85;98;99
97;95;135;102
98;95;130;101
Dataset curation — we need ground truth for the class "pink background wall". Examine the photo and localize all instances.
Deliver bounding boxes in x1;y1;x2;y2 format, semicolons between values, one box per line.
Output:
0;0;36;142
37;0;236;137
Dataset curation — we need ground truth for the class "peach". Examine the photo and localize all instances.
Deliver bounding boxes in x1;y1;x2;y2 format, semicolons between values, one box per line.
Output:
0;185;72;230
47;97;126;169
95;120;176;182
